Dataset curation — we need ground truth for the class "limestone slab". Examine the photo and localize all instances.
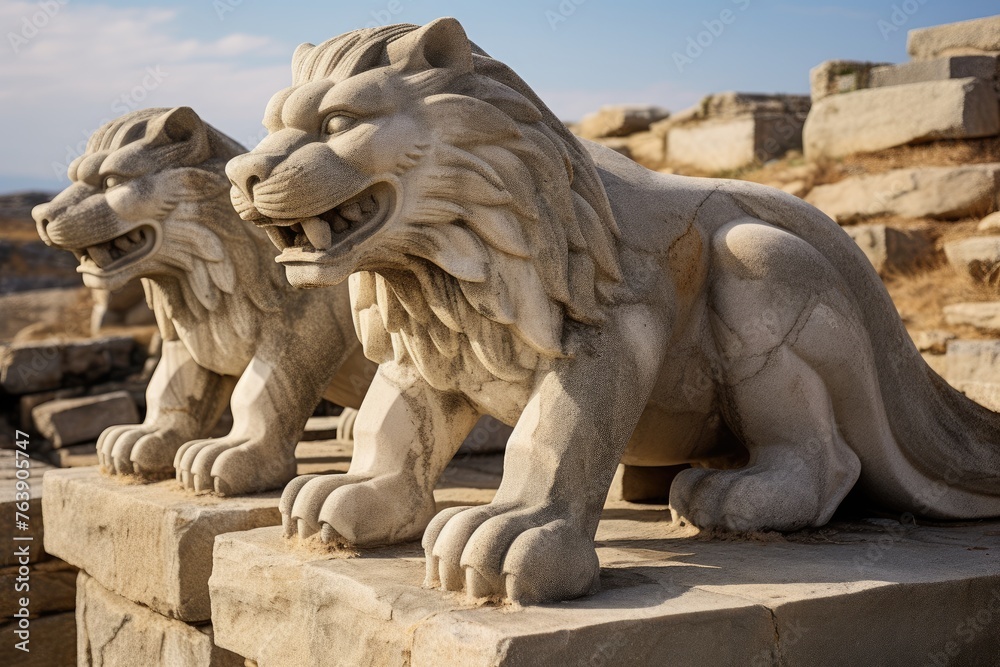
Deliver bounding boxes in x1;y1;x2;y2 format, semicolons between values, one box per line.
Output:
841;224;932;275
945;339;1000;386
667;115;804;173
908;15;1000;60
211;509;1000;667
0;610;76;667
803;78;1000;159
871;54;1000;89
944;301;1000;332
807;164;1000;223
809;59;891;101
576;105;670;139
77;572;242;667
0;335;135;395
32;390;139;448
42;467;281;622
0;450;52;566
944;235;1000;284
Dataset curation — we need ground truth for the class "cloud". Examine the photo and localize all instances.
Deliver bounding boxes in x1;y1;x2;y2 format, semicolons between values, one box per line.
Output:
0;2;292;187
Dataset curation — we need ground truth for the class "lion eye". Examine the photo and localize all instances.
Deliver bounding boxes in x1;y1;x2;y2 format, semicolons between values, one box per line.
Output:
323;113;357;136
102;174;124;190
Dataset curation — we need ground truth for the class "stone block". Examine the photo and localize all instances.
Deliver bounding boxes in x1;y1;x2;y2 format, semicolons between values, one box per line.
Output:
909;329;955;355
908;15;1000;60
944;301;1000;331
810;59;891;101
0;450;52;566
32;391;139;448
0;335;136;395
667;115;805;173
945;339;1000;385
576;105;670;139
77;572;242;667
626;130;667;170
0;610;76;667
49;442;99;468
211;509;1000;667
841;224;932;275
807;164;1000;223
944;236;1000;284
42;467;281;622
871;54;1000;89
803;78;1000;160
0;558;77;618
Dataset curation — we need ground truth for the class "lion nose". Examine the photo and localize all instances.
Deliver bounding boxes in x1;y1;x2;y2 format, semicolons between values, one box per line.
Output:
226;153;282;203
32;202;54;245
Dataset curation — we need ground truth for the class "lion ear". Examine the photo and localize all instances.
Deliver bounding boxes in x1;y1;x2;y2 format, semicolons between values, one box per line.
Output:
387;17;473;74
149;107;204;145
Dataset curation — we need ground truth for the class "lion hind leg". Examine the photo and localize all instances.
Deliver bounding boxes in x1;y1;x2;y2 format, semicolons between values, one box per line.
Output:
672;219;866;532
671;343;861;532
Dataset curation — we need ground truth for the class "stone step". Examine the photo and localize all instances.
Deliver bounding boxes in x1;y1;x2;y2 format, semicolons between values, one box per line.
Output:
944;339;1000;385
840;224;932;275
78;573;241;667
871;54;999;90
0;610;75;667
576;105;670;140
0;335;137;395
42;468;282;623
943;236;1000;285
803;78;1000;160
809;60;891;102
210;512;1000;667
806;164;1000;223
908;15;1000;61
943;301;1000;331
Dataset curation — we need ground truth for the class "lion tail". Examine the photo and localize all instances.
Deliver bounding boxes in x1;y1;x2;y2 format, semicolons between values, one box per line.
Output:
725;181;1000;520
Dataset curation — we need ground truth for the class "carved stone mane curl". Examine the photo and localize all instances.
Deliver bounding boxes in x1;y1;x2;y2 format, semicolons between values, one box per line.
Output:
294;25;625;388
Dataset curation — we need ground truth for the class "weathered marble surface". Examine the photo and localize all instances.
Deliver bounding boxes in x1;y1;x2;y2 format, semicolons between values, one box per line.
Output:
211;503;1000;667
226;17;1000;604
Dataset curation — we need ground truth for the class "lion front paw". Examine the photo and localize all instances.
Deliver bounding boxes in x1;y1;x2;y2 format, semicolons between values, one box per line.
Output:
174;437;296;496
97;423;179;478
280;473;435;546
422;504;600;604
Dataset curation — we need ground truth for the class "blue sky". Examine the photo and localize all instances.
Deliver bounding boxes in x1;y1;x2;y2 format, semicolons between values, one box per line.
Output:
1;0;996;193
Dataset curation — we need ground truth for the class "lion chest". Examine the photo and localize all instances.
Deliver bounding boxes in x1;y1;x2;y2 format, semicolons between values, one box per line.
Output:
173;318;255;377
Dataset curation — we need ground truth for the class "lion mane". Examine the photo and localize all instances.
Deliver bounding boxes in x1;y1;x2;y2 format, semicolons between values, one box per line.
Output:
81;109;286;346
291;25;628;387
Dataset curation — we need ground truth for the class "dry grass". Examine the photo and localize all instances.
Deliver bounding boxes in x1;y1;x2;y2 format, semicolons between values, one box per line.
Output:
885;262;1000;339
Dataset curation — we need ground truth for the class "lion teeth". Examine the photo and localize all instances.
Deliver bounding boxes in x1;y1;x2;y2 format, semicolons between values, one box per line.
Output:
340;202;364;223
113;236;132;252
87;244;113;269
301;219;332;250
265;228;288;250
331;215;350;234
360;196;377;215
127;230;142;243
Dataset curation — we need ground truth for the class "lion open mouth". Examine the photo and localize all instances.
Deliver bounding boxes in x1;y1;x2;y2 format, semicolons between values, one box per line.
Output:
75;224;158;275
266;183;394;262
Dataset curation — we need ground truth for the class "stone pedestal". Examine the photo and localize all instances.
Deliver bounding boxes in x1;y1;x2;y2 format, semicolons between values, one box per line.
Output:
77;572;242;666
211;501;1000;667
43;467;282;622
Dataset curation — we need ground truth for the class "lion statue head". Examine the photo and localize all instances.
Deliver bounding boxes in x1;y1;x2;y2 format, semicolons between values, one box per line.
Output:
227;18;626;386
33;107;252;302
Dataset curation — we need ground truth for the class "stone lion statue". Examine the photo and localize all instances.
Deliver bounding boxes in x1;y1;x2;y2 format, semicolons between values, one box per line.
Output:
226;18;1000;603
33;107;375;495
